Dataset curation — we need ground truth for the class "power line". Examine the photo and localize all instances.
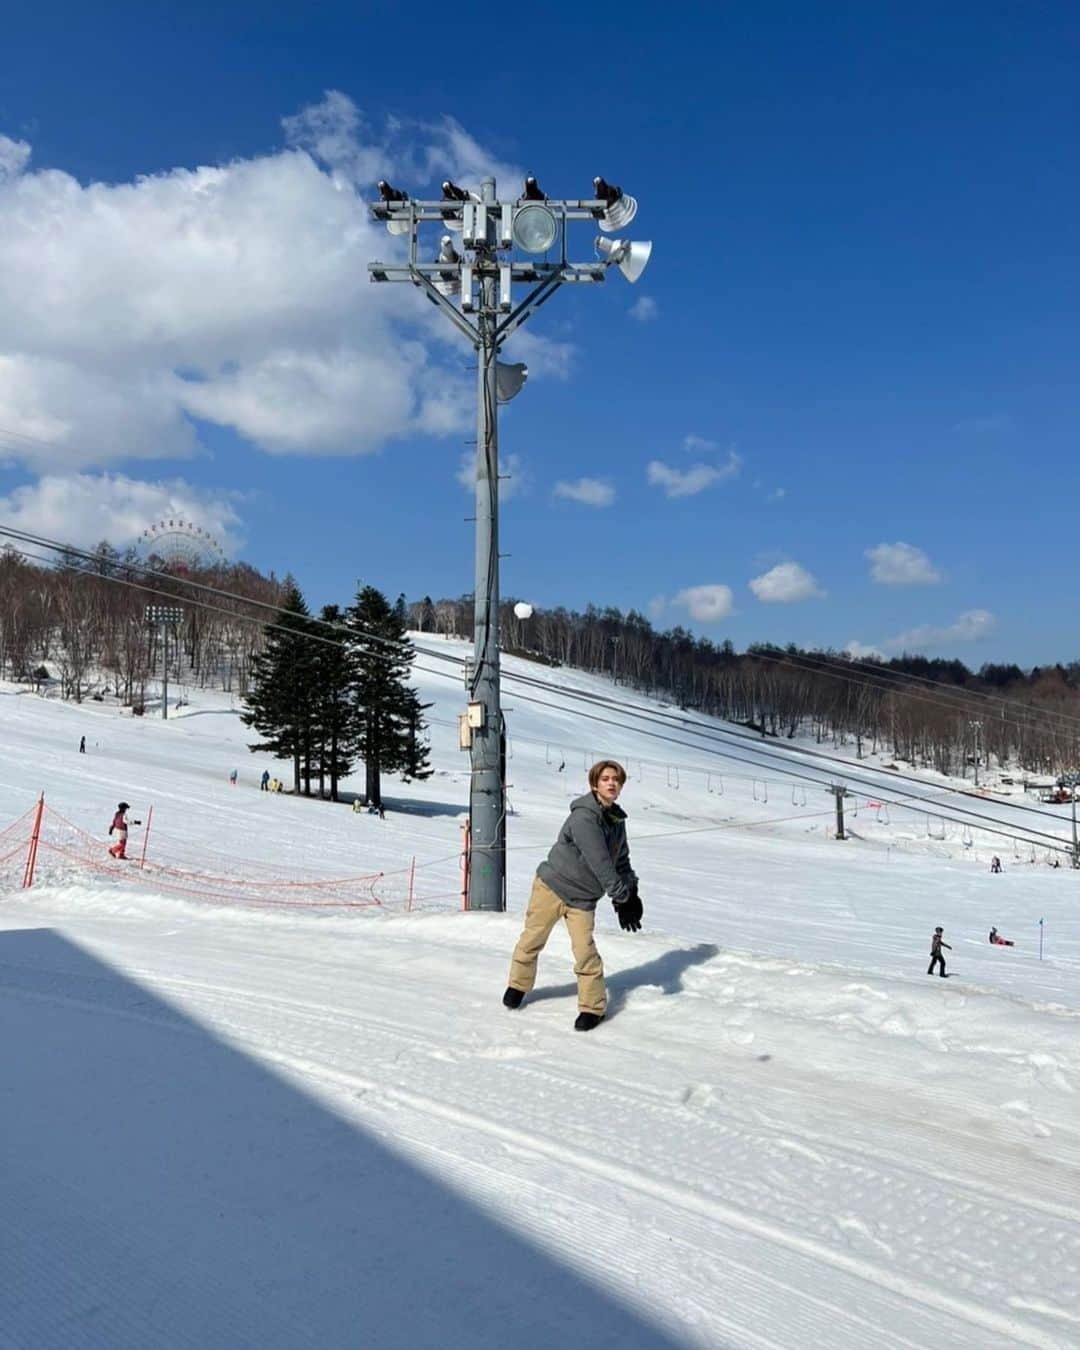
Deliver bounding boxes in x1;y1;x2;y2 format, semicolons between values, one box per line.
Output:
3;522;1073;851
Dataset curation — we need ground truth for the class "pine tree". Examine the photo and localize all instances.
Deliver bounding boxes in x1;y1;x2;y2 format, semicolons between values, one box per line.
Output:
241;581;316;793
309;604;360;801
345;586;432;808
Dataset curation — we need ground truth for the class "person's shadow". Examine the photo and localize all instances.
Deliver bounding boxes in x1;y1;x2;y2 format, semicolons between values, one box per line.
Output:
522;943;719;1020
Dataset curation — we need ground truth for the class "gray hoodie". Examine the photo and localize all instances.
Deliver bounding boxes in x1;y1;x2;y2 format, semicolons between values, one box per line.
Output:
536;792;637;910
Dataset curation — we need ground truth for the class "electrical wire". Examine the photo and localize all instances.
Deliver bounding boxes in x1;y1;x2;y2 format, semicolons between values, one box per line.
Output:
4;521;1075;853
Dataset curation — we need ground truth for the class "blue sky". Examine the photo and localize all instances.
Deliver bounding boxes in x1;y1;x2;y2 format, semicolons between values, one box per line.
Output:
0;1;1077;665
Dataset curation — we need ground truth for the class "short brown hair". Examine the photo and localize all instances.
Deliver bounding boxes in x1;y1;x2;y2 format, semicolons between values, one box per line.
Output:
588;759;627;789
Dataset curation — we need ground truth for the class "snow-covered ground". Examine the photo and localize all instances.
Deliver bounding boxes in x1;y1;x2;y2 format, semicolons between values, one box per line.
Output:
2;646;1079;1349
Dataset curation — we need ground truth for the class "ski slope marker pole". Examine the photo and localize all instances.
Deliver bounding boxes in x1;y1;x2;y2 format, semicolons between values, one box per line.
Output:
139;805;154;870
1039;917;1044;961
407;856;416;912
22;793;44;889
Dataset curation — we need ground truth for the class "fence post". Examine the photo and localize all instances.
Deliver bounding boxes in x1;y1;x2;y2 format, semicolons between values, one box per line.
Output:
407;856;416;912
139;804;154;870
21;793;44;889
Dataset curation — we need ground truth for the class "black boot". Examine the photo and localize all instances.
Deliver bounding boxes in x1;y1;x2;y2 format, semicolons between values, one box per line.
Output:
574;1012;604;1032
502;986;525;1009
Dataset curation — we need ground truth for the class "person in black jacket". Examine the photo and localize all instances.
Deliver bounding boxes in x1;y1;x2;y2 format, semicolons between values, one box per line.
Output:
928;926;951;977
503;760;642;1031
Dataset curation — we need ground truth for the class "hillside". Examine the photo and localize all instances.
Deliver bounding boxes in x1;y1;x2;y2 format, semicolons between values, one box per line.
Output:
2;649;1079;1349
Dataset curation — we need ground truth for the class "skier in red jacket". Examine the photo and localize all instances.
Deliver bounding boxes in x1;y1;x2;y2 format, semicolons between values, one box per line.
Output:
107;802;140;859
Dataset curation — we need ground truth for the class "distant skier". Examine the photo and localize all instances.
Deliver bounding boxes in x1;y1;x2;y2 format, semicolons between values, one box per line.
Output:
989;927;1015;946
260;770;270;792
503;759;642;1032
108;802;140;860
229;768;238;786
990;855;1002;873
352;798;364;814
928;926;951;977
79;735;86;754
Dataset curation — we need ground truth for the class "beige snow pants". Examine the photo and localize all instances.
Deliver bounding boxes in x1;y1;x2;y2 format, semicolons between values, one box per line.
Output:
507;876;606;1016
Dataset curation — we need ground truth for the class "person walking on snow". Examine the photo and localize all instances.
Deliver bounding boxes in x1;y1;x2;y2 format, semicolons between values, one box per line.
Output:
108;802;140;860
79;735;86;753
928;926;951;977
260;770;270;791
503;759;643;1032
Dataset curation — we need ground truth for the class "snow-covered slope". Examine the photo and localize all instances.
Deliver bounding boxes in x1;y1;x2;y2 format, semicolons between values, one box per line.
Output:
2;653;1078;1349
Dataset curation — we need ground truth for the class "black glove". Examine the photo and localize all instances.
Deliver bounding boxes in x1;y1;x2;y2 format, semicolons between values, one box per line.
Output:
614;888;643;932
133;819;142;825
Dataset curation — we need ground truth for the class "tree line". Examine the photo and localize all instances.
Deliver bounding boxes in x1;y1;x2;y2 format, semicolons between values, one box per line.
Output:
0;542;280;705
409;592;1080;779
4;538;1079;784
0;544;431;805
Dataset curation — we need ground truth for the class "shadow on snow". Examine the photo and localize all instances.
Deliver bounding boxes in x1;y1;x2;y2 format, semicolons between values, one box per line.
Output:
0;929;704;1349
521;942;720;1020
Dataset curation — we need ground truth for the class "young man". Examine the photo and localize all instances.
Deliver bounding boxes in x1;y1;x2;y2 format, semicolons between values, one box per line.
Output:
503;760;642;1031
928;926;951;977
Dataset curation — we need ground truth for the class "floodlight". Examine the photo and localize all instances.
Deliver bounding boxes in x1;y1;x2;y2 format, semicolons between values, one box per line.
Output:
521;176;547;201
593;176;638;232
512;203;558;254
433;235;462;297
441;180;479;231
378;180;412;236
495;361;528;404
513;601;533;619
595;236;652;284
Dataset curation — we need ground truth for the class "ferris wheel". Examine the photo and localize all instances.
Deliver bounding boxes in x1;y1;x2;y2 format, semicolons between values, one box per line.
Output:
138;518;225;575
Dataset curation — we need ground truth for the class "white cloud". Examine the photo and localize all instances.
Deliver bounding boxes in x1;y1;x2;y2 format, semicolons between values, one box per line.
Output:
0;93;567;472
866;541;942;586
647;450;741;498
682;434;718;454
845;640;885;660
456;450;529;502
553;477;615;507
673;584;734;622
884;609;996;654
628;296;657;323
0;473;244;554
0;134;31;181
748;562;824;604
647;594;666;621
767;487;786;502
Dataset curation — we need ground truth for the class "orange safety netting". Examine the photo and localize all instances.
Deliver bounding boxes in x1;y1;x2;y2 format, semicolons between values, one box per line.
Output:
0;797;465;915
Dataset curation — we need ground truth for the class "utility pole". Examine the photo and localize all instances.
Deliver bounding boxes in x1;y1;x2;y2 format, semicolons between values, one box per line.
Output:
1059;770;1080;867
829;784;853;840
970;719;982;787
369;173;650;911
470;176;504;911
145;605;183;719
611;635;621;685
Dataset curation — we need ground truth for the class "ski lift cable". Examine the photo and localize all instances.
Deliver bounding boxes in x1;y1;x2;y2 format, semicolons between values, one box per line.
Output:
15;519;1079;824
499;685;1070;852
497;674;1073;839
499;663;1080;830
9;525;1074;850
